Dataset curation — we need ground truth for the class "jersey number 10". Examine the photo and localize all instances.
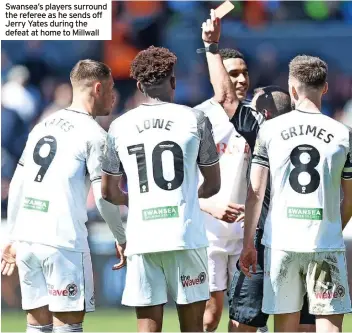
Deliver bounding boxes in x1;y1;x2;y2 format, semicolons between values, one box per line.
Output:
127;140;184;193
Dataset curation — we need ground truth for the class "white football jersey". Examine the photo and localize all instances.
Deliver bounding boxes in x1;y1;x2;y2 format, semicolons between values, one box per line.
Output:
11;108;107;252
195;99;250;240
102;102;219;256
253;110;352;252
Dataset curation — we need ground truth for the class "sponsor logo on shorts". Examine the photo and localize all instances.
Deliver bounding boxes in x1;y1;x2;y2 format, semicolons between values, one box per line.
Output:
47;283;78;297
315;284;345;299
142;206;179;221
90;292;95;306
287;207;323;220
181;272;206;288
66;283;78;297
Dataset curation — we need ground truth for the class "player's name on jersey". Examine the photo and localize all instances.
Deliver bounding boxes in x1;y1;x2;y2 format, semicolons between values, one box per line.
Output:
45;117;74;132
136;118;174;133
281;124;334;144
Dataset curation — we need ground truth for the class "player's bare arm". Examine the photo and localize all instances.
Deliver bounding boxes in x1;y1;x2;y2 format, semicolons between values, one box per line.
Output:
1;148;27;276
201;9;239;118
240;164;268;277
199;200;244;223
84;129;127;272
341;138;352;230
198;164;221;198
341;178;352;230
101;174;128;206
240;130;269;277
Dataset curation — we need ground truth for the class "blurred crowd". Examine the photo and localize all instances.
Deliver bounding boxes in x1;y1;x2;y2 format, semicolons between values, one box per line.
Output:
2;1;352;218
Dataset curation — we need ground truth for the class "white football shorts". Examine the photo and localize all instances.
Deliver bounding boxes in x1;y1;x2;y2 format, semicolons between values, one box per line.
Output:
16;242;95;312
263;247;351;315
207;237;242;292
122;248;210;306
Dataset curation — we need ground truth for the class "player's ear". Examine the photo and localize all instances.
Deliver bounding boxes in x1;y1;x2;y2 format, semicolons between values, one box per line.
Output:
137;81;144;94
322;82;328;95
170;76;176;90
94;81;102;96
291;86;299;101
263;109;269;119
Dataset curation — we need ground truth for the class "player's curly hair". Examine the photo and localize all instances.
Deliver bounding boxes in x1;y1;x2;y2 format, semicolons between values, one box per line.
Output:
289;55;327;89
219;48;244;61
130;46;177;86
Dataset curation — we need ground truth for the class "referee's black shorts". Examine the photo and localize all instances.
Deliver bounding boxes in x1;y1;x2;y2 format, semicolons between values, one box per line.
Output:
228;229;315;328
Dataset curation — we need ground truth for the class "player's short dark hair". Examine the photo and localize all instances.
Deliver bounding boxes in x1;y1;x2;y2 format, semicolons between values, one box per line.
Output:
130;46;177;86
70;59;111;85
255;85;291;116
289;55;327;89
219;48;244;61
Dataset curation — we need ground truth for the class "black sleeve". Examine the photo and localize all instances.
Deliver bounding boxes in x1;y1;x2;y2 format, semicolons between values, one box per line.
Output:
193;109;219;167
252;128;269;169
342;128;352;180
101;133;123;176
230;102;264;152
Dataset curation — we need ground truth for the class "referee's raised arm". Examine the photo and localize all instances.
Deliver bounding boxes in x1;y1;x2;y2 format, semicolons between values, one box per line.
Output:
200;9;239;119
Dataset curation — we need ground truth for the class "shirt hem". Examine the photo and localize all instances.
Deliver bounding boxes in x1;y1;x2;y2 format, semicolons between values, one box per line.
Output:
126;244;208;257
262;242;345;252
15;240;91;253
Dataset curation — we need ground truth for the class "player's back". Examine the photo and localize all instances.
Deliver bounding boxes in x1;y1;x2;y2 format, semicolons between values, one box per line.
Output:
108;102;213;255
12;109;106;252
257;110;352;251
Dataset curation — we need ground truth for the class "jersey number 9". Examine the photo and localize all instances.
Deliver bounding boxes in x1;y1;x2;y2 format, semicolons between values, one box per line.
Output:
33;136;57;182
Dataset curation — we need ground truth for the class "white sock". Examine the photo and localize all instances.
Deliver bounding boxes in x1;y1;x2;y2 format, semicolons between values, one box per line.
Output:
53;323;83;333
26;323;53;333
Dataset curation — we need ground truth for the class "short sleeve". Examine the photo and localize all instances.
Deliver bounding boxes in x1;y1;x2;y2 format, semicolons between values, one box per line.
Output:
230;102;265;152
101;132;123;176
342;129;352;180
86;130;106;183
252;127;269;169
194;110;219;167
18;147;26;166
18;131;34;166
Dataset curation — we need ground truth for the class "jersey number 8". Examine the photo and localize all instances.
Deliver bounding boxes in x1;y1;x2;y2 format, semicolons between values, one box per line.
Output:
127;141;184;193
289;144;320;194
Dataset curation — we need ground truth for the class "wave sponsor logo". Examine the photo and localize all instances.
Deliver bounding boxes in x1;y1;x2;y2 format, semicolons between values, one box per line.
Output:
47;283;78;297
181;272;207;288
315;282;345;299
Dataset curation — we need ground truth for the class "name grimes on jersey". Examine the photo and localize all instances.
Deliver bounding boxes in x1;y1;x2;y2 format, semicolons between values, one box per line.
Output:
281;124;334;144
136;118;174;133
45;118;74;132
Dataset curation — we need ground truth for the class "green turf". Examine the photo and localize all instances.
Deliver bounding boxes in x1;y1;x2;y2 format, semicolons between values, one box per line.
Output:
1;308;250;332
2;309;352;332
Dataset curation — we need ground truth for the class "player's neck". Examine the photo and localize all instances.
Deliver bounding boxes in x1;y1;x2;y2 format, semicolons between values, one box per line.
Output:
69;99;95;117
143;96;171;105
295;96;321;114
